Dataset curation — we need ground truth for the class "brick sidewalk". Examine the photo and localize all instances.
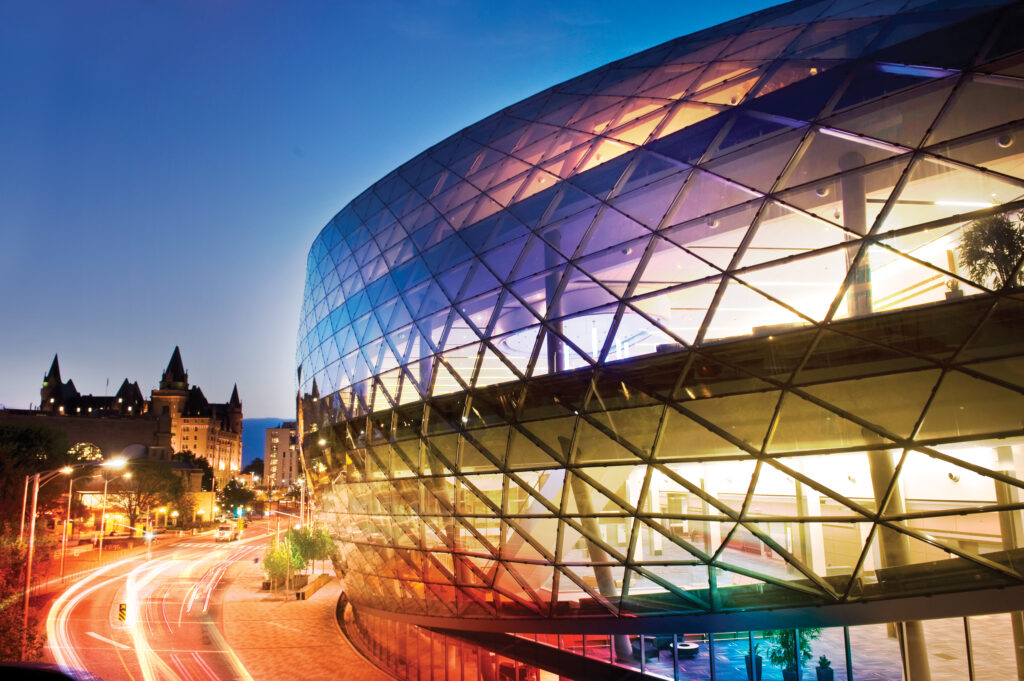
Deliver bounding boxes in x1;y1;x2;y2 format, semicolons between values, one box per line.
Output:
218;552;394;681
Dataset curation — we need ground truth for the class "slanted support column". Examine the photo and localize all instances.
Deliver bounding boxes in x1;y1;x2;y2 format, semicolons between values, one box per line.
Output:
868;446;931;681
995;446;1024;680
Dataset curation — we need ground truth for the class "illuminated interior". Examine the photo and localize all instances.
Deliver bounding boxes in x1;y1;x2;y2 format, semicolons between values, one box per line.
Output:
298;1;1024;679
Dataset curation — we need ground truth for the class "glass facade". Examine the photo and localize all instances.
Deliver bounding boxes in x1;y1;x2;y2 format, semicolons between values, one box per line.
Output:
298;0;1024;678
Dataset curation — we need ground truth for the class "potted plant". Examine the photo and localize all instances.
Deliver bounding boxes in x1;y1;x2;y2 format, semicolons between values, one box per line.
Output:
944;280;964;300
745;643;763;681
957;211;1024;289
763;629;821;681
816;655;833;681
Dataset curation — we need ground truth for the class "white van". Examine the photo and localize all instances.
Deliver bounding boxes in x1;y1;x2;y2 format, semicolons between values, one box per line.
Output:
215;524;239;542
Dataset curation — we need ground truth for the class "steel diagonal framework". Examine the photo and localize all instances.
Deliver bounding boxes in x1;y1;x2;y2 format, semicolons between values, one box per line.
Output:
299;0;1024;645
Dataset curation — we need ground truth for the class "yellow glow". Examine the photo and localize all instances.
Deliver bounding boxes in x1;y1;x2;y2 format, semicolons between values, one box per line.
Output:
102;456;128;469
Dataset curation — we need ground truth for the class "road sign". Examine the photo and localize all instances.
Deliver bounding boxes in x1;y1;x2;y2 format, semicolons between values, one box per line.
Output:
117;603;127;622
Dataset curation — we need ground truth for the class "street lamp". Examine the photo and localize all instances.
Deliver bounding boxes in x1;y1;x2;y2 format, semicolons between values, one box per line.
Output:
22;457;122;660
96;457;128;566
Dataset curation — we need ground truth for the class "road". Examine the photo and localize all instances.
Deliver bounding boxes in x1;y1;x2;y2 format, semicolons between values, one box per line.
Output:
47;521;274;681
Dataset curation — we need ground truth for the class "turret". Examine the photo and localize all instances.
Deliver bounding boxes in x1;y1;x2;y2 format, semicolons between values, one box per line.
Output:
228;384;243;434
160;346;189;391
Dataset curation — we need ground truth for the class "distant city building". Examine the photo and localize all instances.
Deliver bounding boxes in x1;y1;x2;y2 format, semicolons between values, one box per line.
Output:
2;347;243;485
264;421;299;488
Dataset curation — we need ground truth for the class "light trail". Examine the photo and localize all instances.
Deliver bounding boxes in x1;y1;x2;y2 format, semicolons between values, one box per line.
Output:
48;529;274;681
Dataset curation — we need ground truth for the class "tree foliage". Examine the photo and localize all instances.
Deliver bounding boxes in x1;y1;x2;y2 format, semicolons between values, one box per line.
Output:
242;458;264;478
0;539;45;661
0;426;72;533
263;539;305;584
283;526;336;574
218;478;255;514
172;451;214;492
958;211;1024;288
107;459;182;535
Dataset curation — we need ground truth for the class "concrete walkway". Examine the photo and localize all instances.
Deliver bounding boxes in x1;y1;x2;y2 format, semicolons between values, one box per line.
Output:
218;552;393;681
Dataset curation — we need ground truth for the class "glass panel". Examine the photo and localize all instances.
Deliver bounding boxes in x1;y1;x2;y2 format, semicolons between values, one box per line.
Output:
929;73;1024;144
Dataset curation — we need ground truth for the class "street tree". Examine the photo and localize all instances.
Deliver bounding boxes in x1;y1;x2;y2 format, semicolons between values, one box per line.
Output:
242;458;264;478
107;460;182;536
0;425;72;533
218;478;255;515
171;451;214;491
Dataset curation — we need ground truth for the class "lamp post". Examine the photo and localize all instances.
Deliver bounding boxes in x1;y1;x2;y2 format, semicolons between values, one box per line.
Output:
59;471;77;579
22;457;123;661
96;458;128;567
19;476;30;543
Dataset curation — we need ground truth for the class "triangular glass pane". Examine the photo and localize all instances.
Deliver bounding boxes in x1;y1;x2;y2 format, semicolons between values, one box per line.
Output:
736;247;854;322
800;369;941;440
685;391;781;453
703;279;812;342
538;209;596;261
841;244;988;316
579;209;651;257
879;156;1024;233
672;202;764;269
606;307;681;362
517;417;576;464
573;419;645;465
766;393;881;454
778;155;911;234
506;428;564;471
965;356;1024;392
833;61;949;114
738;201;851;268
588;404;664;457
576;138;634;175
431;358;466;397
705;128;806;192
879;221;1005;293
475;347;520;388
824;77;956;148
635;237;721;296
931;121;1024;184
780;128;904;191
654;101;725;140
509;235;568;283
514;469;565;513
631;280;721;345
718;523;812;583
564;472;637;516
531;327;594;377
929;74;1024;144
765;454;877;519
667;170;762;226
551;267;619;319
607;109;668;145
501;521;552;562
918;369;1024;440
611;172;689;228
656;409;752;461
691;69;765;107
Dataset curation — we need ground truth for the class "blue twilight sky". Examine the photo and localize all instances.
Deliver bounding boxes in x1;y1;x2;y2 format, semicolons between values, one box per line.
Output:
0;0;778;418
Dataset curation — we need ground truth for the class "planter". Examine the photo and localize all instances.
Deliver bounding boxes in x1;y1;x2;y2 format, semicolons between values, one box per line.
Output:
816;668;834;681
745;655;762;681
782;670;798;681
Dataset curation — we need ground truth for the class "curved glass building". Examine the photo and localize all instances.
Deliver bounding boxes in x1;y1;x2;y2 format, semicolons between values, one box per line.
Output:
299;0;1024;678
